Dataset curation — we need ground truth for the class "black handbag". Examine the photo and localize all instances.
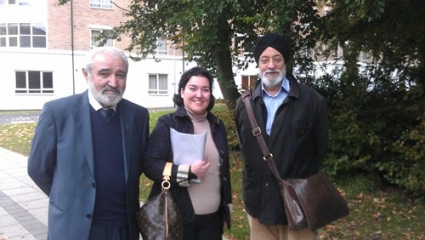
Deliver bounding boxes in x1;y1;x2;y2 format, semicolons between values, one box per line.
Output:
136;162;183;240
242;91;349;231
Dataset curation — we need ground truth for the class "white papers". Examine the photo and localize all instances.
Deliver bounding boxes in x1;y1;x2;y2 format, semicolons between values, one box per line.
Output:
170;128;207;165
170;128;207;184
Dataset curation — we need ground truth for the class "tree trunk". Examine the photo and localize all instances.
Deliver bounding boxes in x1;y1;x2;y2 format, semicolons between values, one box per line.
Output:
212;17;241;111
214;49;240;111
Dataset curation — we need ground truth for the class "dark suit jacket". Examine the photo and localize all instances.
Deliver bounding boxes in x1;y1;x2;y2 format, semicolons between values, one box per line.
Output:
28;90;149;240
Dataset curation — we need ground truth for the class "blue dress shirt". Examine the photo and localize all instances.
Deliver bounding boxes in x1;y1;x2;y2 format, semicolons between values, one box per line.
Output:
262;77;290;135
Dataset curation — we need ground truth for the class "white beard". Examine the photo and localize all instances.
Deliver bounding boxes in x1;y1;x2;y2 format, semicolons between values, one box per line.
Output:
89;81;122;107
260;66;286;89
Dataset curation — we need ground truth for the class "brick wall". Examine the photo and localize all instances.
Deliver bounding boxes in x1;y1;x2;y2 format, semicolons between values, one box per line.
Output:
47;0;130;51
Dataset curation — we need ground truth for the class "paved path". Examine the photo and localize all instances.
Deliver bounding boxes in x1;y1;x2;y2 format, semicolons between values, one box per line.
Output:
0;147;229;240
0;147;47;240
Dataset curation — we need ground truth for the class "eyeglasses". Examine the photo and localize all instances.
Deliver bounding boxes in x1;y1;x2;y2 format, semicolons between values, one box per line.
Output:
259;56;284;65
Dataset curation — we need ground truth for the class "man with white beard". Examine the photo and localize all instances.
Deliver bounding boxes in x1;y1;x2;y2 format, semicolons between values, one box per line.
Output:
28;46;149;240
234;33;329;240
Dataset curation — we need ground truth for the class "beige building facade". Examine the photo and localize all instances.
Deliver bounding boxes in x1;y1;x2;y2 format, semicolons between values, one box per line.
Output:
0;0;220;110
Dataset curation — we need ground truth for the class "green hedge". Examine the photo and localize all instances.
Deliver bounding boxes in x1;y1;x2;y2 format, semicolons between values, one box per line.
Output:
317;66;425;197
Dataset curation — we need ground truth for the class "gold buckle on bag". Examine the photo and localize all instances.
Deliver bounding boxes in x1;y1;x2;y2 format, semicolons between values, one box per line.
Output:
252;127;262;136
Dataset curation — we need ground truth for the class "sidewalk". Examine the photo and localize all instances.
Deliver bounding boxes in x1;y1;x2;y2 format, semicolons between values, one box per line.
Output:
0;147;47;240
0;147;229;240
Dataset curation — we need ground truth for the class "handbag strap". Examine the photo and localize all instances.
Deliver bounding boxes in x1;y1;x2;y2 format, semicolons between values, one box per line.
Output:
242;91;283;182
162;162;173;190
162;162;174;237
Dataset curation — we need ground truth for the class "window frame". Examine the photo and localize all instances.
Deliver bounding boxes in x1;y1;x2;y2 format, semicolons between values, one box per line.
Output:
0;0;44;5
148;74;168;95
0;22;46;48
240;75;258;93
90;28;113;48
15;70;54;94
0;0;17;5
155;37;167;55
360;51;369;63
89;0;113;10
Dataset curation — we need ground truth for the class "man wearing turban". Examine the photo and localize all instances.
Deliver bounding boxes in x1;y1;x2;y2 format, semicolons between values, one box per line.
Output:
234;33;329;239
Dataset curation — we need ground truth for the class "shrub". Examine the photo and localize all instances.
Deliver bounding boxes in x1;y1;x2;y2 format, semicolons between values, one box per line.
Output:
211;105;239;150
320;66;425;197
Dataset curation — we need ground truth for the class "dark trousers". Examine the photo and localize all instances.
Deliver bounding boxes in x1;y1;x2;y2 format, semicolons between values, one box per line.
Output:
89;225;131;240
183;211;223;240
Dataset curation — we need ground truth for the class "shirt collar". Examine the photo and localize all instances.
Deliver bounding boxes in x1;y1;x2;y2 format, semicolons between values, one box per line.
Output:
87;90;117;111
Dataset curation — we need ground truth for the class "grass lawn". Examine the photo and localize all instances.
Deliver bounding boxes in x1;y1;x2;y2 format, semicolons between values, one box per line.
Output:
1;109;424;239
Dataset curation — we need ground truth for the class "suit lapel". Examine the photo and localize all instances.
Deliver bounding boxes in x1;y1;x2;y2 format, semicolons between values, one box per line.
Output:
73;92;95;178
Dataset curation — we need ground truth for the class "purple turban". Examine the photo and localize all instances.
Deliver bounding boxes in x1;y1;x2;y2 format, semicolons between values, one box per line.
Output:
253;33;290;64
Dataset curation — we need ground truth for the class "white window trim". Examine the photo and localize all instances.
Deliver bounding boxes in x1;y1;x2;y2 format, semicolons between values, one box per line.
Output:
155;37;168;55
148;74;168;95
0;22;46;48
90;28;114;48
89;0;113;9
15;70;54;95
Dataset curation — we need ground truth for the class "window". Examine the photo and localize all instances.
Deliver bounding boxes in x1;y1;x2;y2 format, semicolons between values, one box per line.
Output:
0;23;46;48
360;51;369;63
91;29;113;48
15;71;53;94
90;0;112;9
0;0;43;5
0;0;16;5
155;37;167;55
148;74;168;94
240;75;257;92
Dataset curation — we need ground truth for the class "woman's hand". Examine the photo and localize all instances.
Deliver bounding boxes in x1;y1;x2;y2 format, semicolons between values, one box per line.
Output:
190;160;211;179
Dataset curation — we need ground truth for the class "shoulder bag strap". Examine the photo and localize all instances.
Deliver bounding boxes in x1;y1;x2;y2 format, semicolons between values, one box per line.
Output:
241;91;283;182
